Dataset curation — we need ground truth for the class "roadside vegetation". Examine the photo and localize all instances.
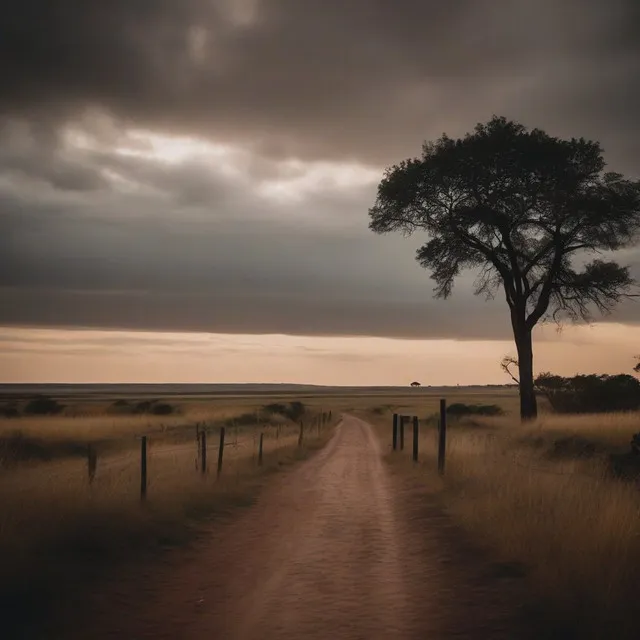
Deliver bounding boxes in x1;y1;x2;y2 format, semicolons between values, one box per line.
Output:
365;388;640;640
0;394;337;638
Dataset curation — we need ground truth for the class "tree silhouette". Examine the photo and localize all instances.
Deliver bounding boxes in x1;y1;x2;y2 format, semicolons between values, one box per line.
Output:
410;381;421;387
370;116;640;420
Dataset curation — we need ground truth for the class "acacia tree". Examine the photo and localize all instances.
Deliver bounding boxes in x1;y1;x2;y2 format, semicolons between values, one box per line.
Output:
369;116;640;420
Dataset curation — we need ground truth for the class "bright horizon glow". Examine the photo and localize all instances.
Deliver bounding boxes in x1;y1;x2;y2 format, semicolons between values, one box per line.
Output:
1;324;639;386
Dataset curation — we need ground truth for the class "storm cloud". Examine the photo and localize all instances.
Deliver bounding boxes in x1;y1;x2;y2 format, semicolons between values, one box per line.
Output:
1;0;639;339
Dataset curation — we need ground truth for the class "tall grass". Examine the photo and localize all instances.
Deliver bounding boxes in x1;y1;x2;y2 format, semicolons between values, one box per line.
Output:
0;404;337;638
367;408;640;639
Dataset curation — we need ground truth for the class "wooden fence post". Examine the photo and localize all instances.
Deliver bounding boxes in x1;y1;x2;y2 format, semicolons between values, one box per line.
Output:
412;415;419;462
140;436;147;500
438;399;447;475
217;427;225;479
400;415;405;450
258;432;264;466
392;413;398;451
200;430;207;475
298;421;304;447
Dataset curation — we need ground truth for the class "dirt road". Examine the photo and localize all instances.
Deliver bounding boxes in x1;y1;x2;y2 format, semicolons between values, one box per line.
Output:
49;416;527;639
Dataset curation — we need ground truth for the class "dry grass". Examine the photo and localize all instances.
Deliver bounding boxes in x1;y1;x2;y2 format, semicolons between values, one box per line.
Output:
365;403;640;640
0;398;338;638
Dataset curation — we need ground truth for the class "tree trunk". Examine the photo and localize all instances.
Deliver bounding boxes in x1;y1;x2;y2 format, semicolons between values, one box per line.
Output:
515;327;537;421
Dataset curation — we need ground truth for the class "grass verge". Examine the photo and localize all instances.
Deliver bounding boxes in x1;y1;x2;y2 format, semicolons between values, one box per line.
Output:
365;408;640;640
1;419;336;639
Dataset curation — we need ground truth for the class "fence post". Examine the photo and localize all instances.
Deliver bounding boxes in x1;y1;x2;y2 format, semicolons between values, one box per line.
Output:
412;415;419;462
140;436;148;500
438;399;447;475
258;432;264;466
298;421;304;448
392;413;398;451
200;430;207;475
217;427;225;479
400;415;405;450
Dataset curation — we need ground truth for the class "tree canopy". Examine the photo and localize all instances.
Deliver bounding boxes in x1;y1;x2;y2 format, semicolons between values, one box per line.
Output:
369;116;640;419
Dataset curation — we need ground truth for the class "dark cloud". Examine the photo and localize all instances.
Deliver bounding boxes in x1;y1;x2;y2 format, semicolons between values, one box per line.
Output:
1;0;640;341
1;0;638;168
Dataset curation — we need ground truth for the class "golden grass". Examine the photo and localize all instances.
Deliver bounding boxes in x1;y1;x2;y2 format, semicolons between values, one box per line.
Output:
0;399;338;638
365;403;640;639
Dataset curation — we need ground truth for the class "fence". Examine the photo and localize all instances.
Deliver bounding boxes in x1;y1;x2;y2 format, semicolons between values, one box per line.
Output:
391;398;448;473
0;410;337;540
388;399;638;483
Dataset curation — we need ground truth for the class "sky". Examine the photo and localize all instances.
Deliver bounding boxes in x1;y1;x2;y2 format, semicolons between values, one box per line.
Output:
1;0;639;385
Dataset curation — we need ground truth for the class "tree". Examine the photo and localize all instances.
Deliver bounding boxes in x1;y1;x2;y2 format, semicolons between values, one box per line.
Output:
410;381;421;387
369;116;640;420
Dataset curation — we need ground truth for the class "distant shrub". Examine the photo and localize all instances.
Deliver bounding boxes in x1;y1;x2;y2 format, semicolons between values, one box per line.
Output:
134;400;154;414
286;401;306;421
263;403;288;415
23;395;65;416
109;399;176;416
151;403;174;416
536;373;640;413
446;403;504;417
1;404;19;418
261;401;306;421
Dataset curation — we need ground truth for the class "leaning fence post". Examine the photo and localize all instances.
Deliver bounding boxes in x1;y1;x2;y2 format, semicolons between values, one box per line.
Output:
258;432;264;466
217;427;225;479
438;399;447;475
392;413;398;451
412;415;419;462
140;436;148;500
200;430;207;475
298;421;304;447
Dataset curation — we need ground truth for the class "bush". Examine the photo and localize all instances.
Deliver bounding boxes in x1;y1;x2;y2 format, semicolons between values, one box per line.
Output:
536;373;640;413
151;403;174;416
263;403;287;415
286;401;306;421
261;401;306;422
1;404;19;418
23;395;64;416
446;403;504;417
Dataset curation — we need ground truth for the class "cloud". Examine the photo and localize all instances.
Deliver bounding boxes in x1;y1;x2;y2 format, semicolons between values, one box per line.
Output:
1;0;639;341
1;0;638;169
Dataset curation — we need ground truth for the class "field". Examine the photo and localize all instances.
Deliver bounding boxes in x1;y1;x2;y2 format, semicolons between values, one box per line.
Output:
2;384;640;638
361;392;640;640
0;388;342;636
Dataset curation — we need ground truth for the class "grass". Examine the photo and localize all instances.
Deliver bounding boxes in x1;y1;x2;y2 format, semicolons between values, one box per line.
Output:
0;396;338;638
364;401;640;640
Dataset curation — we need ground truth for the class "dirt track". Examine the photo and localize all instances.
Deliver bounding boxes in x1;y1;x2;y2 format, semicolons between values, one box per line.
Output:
48;416;529;639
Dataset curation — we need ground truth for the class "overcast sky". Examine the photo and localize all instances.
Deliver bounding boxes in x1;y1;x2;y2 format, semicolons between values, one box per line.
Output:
1;0;639;382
